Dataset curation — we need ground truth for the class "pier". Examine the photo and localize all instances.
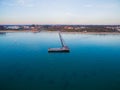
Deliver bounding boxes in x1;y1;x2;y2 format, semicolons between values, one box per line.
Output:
48;32;70;52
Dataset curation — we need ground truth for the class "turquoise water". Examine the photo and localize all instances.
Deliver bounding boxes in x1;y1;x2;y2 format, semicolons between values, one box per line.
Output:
0;32;120;90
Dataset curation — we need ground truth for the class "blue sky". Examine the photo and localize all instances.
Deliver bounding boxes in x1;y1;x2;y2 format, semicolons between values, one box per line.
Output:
0;0;120;25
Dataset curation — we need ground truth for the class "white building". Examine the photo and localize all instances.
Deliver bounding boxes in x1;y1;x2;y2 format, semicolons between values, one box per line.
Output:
7;26;20;30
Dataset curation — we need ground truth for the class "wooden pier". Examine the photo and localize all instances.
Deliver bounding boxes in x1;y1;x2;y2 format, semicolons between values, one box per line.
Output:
48;32;70;52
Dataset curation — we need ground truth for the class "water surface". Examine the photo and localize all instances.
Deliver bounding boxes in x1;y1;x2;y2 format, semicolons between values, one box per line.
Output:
0;32;120;90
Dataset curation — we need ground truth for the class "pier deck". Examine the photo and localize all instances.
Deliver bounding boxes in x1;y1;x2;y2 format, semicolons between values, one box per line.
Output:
48;46;69;52
48;32;70;52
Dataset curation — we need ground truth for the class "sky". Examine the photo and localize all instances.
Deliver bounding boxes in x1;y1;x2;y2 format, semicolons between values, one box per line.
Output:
0;0;120;25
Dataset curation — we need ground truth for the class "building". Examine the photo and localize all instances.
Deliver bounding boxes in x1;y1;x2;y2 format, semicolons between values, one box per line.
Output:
6;26;21;30
64;26;74;30
23;26;30;30
75;27;80;30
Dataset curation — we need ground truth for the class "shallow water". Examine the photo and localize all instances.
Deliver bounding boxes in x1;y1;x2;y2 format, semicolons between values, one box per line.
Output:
0;32;120;90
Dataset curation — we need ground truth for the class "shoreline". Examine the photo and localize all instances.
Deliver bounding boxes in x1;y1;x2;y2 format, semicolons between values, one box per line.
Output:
0;30;120;34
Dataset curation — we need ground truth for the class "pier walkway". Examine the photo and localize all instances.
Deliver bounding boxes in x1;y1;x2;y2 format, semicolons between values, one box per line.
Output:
48;32;70;52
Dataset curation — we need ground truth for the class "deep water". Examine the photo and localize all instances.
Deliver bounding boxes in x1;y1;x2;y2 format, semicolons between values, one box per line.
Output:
0;32;120;90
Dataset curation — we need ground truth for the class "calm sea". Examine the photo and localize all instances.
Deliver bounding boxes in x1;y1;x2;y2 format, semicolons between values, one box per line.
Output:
0;32;120;90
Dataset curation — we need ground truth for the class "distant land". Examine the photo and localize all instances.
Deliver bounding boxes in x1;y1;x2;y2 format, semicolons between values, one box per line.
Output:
0;25;120;32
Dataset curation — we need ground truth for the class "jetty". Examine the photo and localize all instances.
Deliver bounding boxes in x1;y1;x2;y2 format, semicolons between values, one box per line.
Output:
48;32;70;52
